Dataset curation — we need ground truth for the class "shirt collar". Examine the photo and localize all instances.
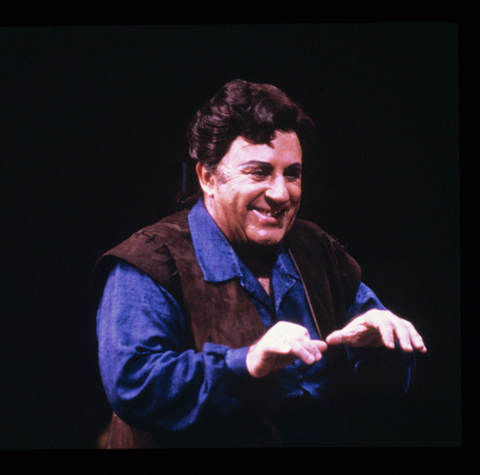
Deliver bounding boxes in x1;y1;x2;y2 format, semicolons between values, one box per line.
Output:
188;199;243;282
188;198;300;284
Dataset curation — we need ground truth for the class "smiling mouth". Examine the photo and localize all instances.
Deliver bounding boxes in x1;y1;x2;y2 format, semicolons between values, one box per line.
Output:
252;207;288;219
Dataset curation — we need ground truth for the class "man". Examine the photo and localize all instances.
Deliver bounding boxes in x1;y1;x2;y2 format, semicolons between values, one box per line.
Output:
93;79;426;448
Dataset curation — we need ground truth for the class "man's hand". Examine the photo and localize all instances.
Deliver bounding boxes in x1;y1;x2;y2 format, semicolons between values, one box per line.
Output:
246;322;328;378
325;309;427;353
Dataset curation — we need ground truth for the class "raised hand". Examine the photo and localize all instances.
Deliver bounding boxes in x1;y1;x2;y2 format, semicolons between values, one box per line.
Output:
325;309;427;353
246;321;328;378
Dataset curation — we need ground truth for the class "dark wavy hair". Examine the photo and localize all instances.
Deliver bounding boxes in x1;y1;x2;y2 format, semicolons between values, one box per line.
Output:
176;79;316;208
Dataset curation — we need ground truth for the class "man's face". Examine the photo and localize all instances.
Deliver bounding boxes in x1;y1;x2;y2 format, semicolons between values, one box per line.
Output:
198;130;302;249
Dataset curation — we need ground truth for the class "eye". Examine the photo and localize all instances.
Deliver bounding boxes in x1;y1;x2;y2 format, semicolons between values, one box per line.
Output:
284;167;302;181
248;168;270;180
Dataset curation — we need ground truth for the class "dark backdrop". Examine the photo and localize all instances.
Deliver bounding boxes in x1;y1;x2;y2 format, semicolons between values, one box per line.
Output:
1;24;461;451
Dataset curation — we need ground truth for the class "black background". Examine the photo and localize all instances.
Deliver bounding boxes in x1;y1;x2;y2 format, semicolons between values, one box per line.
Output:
1;22;463;455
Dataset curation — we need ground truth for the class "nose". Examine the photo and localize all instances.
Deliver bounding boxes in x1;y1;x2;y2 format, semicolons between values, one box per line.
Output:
265;175;289;203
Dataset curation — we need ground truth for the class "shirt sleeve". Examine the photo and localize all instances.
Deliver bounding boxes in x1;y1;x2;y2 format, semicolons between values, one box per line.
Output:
344;282;416;396
96;261;252;433
346;281;387;320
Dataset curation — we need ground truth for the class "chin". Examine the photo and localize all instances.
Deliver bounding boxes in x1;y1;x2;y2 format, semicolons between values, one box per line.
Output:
248;230;286;248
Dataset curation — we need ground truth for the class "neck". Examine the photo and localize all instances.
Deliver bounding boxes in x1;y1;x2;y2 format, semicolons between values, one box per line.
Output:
236;246;277;297
237;247;276;277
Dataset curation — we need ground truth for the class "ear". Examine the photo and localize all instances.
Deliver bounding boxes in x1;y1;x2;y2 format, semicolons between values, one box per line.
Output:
195;162;216;198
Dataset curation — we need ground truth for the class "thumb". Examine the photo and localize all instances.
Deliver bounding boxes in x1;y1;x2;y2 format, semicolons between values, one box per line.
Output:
325;330;345;346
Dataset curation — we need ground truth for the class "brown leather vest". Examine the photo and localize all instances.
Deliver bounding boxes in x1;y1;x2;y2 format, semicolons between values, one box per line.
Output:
93;208;361;448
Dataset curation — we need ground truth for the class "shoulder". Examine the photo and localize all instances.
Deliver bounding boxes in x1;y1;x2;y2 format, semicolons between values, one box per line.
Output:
92;209;191;305
130;208;191;243
106;209;190;259
286;217;345;254
286;217;361;278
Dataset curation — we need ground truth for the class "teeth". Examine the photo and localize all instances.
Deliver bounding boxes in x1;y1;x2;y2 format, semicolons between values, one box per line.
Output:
257;209;284;217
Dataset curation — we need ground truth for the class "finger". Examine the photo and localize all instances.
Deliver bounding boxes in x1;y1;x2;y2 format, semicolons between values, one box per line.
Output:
272;324;319;353
303;339;328;360
325;325;366;346
393;323;414;352
313;340;328;353
397;321;428;353
325;330;347;346
266;336;293;355
359;310;395;348
378;316;428;353
289;339;321;364
376;318;396;349
412;335;427;353
305;341;323;361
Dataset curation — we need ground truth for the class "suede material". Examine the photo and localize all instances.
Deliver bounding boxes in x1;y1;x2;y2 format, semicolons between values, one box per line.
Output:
93;208;361;448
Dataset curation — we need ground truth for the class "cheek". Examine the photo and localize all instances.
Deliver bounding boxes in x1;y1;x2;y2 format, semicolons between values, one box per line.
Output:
288;183;302;203
229;182;263;207
216;183;253;221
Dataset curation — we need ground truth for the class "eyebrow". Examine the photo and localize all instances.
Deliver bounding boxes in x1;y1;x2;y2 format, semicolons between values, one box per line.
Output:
239;160;302;170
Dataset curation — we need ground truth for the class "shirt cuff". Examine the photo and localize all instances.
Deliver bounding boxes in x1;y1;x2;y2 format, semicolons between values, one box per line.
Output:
225;347;250;379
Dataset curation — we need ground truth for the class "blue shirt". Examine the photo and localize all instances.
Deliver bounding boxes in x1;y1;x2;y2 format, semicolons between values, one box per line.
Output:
96;199;413;437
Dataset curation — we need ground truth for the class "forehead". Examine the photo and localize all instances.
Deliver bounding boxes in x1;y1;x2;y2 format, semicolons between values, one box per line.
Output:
221;131;302;166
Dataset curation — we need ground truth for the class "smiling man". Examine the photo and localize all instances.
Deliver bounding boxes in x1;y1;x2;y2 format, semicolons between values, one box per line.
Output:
93;79;426;448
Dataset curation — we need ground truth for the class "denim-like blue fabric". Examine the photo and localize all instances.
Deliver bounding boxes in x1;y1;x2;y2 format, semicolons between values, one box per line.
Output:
96;199;411;435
